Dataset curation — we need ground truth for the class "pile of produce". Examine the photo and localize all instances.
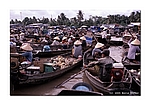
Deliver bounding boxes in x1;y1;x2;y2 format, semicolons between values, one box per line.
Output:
47;55;81;69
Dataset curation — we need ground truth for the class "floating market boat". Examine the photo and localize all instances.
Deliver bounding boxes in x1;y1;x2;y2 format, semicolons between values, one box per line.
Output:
109;36;123;46
84;68;132;95
53;68;103;96
15;43;72;58
82;48;133;95
10;52;83;86
121;53;140;70
33;45;90;58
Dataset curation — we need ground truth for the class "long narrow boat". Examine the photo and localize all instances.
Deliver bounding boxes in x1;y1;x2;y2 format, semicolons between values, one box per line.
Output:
10;52;83;86
82;47;134;95
51;68;103;96
121;54;140;70
33;45;91;58
84;69;133;95
15;43;73;58
109;36;123;46
33;49;72;58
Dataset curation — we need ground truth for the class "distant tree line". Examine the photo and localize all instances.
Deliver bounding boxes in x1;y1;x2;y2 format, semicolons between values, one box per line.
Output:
10;10;141;27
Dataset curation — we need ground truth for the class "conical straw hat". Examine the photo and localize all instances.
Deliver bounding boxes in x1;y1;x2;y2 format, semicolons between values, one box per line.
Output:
54;36;60;40
80;36;86;40
123;34;131;37
70;35;75;38
95;42;104;48
34;33;38;36
20;33;25;36
62;36;67;40
131;39;140;45
20;43;33;51
74;40;82;45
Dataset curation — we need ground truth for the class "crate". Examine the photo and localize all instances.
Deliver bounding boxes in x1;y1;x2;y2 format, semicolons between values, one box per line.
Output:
43;63;54;73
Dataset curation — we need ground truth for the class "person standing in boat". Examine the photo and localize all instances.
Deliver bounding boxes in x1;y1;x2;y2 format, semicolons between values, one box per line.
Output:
72;40;82;58
127;38;140;63
92;42;104;59
20;43;33;64
87;49;115;82
101;27;108;44
51;36;60;45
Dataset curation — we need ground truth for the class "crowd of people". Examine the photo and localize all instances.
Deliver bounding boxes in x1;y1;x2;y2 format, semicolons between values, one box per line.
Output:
10;24;141;82
83;28;141;82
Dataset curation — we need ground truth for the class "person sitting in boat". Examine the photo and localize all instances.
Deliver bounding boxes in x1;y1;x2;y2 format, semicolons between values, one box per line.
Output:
10;37;18;53
61;36;68;49
68;35;76;48
127;38;140;63
92;42;104;59
51;36;60;45
80;36;87;49
20;43;33;65
10;37;16;46
87;49;115;82
43;44;51;52
72;40;82;58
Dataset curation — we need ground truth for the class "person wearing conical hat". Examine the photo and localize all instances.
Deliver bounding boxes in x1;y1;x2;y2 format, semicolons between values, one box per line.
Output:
19;32;25;41
86;49;115;81
20;43;33;63
72;40;82;58
101;27;108;44
92;42;104;58
127;38;140;62
51;36;60;45
61;36;68;49
68;35;75;44
80;36;87;48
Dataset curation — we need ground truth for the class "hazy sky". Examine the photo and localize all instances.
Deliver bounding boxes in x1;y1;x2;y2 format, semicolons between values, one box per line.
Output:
10;10;139;20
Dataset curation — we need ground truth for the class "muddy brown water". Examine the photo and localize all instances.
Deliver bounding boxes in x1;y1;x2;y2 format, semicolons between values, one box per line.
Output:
10;66;82;96
10;46;123;96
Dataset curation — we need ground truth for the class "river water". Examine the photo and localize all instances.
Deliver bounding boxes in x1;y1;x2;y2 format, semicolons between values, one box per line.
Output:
11;46;123;96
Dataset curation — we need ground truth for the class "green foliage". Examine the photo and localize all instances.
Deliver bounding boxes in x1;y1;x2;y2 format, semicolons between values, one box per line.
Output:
10;10;141;27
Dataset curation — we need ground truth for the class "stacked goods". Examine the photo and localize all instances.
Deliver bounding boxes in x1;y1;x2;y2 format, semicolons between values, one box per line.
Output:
47;55;80;69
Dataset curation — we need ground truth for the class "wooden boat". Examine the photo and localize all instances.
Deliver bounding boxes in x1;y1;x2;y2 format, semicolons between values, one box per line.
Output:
84;69;132;95
10;52;83;86
82;47;133;95
15;43;73;58
121;53;140;70
52;68;103;96
109;36;123;46
33;45;91;58
33;48;72;58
